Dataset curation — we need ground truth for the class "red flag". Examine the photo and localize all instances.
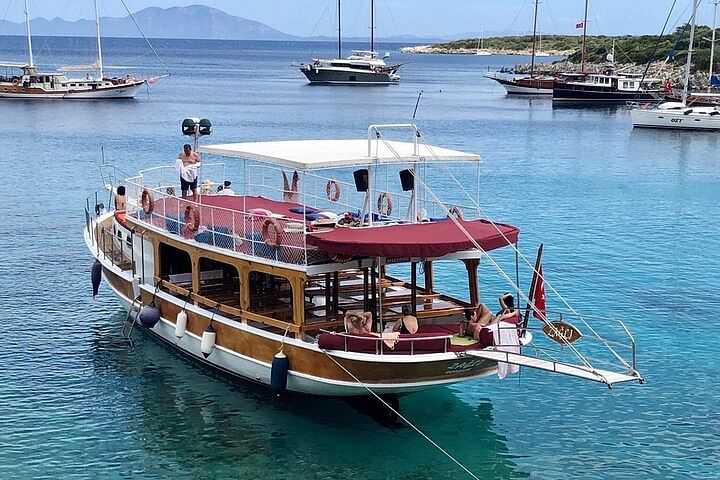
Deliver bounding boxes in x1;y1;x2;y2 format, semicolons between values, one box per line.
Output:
532;263;547;321
576;22;584;29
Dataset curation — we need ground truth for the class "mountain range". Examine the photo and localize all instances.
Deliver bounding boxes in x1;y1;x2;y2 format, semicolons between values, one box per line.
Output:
0;5;447;42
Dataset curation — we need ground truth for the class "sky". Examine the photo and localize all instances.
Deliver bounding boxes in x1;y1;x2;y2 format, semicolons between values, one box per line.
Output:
2;1;715;38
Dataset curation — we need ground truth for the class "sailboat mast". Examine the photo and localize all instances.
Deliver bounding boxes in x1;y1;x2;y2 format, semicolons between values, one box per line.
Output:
337;0;342;58
531;0;539;76
682;0;698;105
370;0;374;53
94;0;104;78
24;0;34;67
709;0;718;91
581;0;588;72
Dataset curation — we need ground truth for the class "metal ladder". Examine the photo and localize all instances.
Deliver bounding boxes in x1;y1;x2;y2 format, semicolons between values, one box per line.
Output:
122;295;142;341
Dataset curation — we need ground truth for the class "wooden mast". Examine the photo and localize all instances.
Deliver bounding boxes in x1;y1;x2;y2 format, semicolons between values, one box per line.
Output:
581;0;589;73
530;0;540;77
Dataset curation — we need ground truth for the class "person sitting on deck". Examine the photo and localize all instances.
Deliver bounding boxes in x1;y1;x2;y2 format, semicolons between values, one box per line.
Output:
392;305;419;334
462;303;495;340
216;180;235;196
496;292;519;323
344;311;374;335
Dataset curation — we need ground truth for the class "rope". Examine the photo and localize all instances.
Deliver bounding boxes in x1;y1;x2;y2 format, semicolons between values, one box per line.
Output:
118;0;170;76
321;350;481;480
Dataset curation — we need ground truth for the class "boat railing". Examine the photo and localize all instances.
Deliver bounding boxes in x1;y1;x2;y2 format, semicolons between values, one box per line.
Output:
520;308;638;373
322;331;453;355
123;174;311;266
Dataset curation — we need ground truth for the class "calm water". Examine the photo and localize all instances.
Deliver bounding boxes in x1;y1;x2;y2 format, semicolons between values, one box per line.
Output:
1;36;719;479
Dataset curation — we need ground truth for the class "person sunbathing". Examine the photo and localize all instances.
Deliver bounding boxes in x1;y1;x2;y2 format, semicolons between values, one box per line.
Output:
344;311;374;335
496;292;520;323
463;302;495;340
392;305;419;334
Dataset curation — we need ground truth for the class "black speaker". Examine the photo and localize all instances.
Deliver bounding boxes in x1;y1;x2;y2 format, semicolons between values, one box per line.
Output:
399;169;414;191
353;169;369;192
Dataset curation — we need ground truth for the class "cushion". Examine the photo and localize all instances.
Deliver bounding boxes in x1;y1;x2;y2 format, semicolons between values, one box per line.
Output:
289;206;317;214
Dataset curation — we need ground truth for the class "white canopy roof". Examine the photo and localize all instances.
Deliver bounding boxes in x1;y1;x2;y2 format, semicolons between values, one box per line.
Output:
198;139;481;169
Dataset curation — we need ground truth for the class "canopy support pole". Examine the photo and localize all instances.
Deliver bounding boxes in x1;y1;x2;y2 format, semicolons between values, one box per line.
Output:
324;272;331;317
332;271;340;315
370;260;378;329
363;267;369;311
411;261;418;316
463;259;480;308
423;260;434;306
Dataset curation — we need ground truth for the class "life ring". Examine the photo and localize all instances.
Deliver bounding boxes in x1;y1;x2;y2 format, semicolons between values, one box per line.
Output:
12;78;20;86
326;179;341;202
448;205;464;221
262;217;283;247
665;80;672;92
140;188;154;214
184;205;200;232
377;192;393;217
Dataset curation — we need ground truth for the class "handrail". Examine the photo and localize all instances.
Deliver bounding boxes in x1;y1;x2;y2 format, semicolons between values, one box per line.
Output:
320;328;452;355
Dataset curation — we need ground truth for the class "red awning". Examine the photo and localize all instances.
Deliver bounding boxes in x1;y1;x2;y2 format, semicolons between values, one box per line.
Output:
307;219;519;259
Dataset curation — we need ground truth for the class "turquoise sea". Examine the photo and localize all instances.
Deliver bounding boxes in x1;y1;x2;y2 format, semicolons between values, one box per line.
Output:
0;36;719;479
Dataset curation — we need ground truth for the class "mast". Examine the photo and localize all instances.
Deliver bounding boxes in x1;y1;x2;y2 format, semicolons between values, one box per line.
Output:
709;0;718;91
682;0;698;105
24;0;34;67
530;0;540;76
581;0;588;72
370;0;375;53
337;0;342;58
94;0;104;79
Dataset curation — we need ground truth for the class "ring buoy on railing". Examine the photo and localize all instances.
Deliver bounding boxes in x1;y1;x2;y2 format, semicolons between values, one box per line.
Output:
140;188;154;214
326;179;341;202
448;205;464;221
262;217;283;247
377;192;393;217
12;78;20;86
184;205;200;232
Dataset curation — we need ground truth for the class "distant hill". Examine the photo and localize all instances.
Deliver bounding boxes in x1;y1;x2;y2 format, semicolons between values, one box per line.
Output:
0;5;295;41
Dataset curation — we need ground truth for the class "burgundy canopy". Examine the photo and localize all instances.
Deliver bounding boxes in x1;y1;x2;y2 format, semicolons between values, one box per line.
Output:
307;219;519;259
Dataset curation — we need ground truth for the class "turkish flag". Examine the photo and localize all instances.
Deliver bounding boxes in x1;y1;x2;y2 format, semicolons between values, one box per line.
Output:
532;263;547;321
576;22;584;29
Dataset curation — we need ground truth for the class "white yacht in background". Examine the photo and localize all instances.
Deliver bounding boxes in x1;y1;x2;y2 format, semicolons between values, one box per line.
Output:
631;0;720;130
475;32;492;56
299;0;402;85
0;0;161;99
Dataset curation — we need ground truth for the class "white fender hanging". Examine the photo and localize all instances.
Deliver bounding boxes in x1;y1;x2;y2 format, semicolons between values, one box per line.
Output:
175;310;188;338
201;323;216;358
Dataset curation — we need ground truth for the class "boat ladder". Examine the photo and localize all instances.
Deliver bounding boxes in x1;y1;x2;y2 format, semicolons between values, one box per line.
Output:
122;295;142;341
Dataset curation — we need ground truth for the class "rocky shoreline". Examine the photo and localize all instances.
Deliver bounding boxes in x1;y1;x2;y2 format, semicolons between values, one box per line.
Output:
399;44;572;56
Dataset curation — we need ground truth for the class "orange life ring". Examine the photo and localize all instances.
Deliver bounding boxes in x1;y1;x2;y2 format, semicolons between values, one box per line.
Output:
12;78;20;86
262;217;283;247
326;179;341;202
184;205;200;232
140;188;154;214
448;205;464;221
377;192;393;217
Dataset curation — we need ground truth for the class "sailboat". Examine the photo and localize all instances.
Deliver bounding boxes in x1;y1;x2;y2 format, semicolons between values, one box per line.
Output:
631;0;720;130
0;0;149;99
534;33;550;57
487;0;554;94
299;0;402;85
475;31;492;56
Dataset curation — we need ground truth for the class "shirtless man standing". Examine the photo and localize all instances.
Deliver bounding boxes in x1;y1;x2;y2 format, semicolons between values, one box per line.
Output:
176;144;200;201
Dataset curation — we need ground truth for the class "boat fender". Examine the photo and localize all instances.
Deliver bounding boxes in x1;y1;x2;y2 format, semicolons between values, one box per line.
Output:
91;259;102;298
377;192;393;217
326;179;341;201
270;351;289;394
141;188;154;215
12;78;20;86
184;205;200;232
262;217;283;247
201;323;216;358
175;310;188;338
139;302;160;328
448;205;464;221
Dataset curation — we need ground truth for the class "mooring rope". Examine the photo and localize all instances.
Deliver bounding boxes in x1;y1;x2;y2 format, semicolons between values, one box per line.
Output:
321;350;481;480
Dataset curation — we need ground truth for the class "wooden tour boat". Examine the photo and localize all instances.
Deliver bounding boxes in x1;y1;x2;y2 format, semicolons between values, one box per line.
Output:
85;121;643;397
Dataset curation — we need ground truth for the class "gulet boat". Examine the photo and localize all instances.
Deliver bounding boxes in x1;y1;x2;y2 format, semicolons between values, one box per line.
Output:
85;122;643;397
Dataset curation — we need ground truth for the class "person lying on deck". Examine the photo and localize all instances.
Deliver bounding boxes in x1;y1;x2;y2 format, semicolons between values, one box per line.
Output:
462;303;495;340
392;305;419;334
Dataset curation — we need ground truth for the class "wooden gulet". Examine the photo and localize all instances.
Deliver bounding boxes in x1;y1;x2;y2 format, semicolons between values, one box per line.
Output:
85;122;643;397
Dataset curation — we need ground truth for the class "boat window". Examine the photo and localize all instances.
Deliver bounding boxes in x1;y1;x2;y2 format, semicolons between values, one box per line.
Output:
248;270;294;324
159;243;192;285
198;257;240;309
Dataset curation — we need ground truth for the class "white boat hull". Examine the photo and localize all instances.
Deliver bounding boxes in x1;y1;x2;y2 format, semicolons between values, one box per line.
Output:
631;108;720;130
0;82;144;99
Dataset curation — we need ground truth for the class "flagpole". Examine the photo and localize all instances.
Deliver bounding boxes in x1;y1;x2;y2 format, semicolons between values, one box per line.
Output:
521;243;544;337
